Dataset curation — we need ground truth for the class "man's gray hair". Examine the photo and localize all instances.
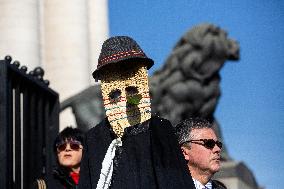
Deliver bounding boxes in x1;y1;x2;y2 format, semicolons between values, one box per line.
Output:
175;117;212;146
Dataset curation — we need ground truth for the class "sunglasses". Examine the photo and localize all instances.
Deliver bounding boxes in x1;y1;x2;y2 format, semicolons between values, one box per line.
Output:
184;139;222;150
56;140;82;152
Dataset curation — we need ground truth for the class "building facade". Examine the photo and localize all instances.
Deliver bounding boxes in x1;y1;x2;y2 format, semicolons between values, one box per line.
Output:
0;0;109;129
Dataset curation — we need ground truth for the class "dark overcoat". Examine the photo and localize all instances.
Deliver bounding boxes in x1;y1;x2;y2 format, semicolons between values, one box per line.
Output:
212;179;227;189
78;116;195;189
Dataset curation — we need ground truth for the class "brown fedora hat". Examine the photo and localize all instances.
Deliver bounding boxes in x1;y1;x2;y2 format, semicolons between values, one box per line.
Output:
92;36;154;80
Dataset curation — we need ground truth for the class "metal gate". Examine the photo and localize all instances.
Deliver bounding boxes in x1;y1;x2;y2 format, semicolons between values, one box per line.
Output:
0;56;59;189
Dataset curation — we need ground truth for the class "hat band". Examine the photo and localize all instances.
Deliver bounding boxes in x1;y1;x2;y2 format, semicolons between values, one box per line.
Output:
98;50;146;68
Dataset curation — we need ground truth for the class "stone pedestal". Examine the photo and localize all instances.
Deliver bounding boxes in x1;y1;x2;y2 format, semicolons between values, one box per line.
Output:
214;161;260;189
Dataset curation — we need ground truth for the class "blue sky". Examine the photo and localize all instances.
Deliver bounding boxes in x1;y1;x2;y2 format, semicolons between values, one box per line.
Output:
109;1;284;188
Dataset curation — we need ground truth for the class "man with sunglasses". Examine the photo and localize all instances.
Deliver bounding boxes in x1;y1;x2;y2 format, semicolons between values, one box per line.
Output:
33;126;84;189
175;118;227;189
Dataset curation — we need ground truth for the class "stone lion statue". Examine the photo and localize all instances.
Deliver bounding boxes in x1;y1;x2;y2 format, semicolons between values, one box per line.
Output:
149;24;240;160
150;23;239;125
61;24;240;160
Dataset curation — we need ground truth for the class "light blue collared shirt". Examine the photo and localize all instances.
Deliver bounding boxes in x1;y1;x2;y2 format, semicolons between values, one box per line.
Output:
193;178;212;189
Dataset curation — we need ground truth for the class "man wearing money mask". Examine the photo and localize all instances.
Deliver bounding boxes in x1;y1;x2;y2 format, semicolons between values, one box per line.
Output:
78;36;194;189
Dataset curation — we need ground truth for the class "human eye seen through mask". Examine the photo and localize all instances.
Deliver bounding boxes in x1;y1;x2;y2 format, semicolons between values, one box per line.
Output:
109;89;122;102
126;86;142;105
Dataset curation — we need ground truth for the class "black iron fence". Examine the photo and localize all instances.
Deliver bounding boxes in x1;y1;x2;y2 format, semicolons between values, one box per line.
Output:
0;56;59;189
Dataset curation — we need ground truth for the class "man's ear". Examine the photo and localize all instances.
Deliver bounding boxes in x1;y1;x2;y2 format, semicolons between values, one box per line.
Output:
181;146;190;161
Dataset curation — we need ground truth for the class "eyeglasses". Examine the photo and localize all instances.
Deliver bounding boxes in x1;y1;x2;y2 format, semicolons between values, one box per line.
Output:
56;140;82;152
183;139;222;150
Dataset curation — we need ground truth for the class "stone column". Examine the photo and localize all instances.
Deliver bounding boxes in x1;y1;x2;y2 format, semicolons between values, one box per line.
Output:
43;0;90;101
0;0;41;69
43;0;90;129
88;0;109;83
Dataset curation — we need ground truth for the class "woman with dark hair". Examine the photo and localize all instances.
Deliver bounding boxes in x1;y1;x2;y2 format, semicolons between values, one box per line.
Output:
33;126;84;189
